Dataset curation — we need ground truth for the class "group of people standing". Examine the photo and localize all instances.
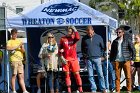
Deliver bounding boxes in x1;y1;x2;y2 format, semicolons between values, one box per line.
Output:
37;26;83;93
6;26;140;93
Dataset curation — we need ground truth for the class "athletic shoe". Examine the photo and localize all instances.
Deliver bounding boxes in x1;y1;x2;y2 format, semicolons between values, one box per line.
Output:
37;88;41;93
11;91;17;93
23;91;29;93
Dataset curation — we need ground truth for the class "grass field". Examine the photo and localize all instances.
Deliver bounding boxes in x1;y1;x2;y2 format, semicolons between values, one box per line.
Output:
82;91;140;93
62;90;140;93
121;91;140;93
81;90;140;93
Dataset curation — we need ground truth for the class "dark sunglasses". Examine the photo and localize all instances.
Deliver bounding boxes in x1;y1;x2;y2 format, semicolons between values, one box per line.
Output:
116;32;122;34
48;37;54;38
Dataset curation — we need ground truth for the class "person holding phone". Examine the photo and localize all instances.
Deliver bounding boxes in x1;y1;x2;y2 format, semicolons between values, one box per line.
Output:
7;28;29;93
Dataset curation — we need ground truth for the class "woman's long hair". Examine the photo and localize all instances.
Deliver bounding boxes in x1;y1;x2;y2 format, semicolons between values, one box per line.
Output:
45;32;57;45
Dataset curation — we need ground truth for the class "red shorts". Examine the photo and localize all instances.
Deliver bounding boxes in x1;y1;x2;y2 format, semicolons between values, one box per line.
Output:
62;59;80;72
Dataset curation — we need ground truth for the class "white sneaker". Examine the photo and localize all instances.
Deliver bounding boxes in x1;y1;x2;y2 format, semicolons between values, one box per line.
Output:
106;89;110;92
37;88;41;93
23;91;29;93
11;91;17;93
76;90;80;93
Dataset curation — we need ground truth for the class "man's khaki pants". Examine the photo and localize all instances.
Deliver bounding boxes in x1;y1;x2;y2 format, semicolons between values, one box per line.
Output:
113;61;131;93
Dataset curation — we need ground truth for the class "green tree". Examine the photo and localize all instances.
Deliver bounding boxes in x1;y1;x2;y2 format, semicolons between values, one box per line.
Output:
89;0;108;9
112;0;140;33
89;0;140;33
89;0;118;19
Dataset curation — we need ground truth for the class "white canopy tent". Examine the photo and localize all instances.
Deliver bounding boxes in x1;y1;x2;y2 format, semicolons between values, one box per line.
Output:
4;0;118;92
6;0;118;29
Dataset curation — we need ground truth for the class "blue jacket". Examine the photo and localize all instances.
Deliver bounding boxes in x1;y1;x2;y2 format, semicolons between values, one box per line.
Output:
81;33;104;59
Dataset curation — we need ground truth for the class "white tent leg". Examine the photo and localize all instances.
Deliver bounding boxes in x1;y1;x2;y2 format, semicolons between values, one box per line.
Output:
105;25;109;90
5;30;10;93
7;56;10;93
5;6;10;93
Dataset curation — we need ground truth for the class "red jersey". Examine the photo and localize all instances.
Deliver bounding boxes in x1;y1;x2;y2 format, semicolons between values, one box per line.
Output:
59;32;80;61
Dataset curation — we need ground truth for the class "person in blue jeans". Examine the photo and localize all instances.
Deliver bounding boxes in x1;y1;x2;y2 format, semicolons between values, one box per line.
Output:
102;41;115;92
38;33;59;93
102;60;115;92
81;26;106;93
47;71;59;93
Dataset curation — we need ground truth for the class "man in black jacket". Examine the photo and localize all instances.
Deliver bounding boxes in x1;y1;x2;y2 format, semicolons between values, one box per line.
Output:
110;27;136;93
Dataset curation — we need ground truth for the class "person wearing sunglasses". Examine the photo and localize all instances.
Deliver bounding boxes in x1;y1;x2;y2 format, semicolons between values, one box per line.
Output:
59;26;83;93
37;33;59;93
110;27;136;93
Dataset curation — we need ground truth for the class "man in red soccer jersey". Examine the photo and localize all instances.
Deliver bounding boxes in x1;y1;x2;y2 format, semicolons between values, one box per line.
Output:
59;26;83;93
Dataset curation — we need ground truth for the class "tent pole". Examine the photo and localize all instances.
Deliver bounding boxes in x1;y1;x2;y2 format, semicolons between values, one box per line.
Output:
5;6;10;93
105;25;109;91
